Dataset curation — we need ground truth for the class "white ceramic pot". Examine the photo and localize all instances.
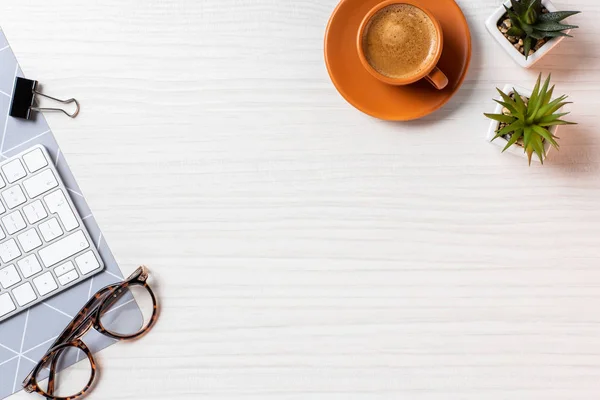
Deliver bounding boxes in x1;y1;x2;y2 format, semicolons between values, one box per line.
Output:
485;0;572;68
486;84;563;163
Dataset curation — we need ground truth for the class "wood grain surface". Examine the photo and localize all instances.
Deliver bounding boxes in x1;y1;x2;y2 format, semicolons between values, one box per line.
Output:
3;0;600;398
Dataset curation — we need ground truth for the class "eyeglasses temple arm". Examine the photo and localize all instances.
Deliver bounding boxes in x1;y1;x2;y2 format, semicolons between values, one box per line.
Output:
50;297;105;348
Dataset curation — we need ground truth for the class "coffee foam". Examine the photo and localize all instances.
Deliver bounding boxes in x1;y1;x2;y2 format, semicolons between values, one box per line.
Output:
363;4;438;79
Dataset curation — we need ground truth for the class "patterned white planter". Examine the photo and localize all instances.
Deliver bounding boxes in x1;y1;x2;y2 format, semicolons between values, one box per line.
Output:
485;0;572;68
486;84;563;163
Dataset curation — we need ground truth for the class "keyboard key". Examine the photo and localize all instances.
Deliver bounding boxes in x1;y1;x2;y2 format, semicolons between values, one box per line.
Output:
54;260;75;277
23;200;48;224
33;272;58;296
17;255;43;278
23;148;48;173
2;211;26;235
0;175;6;190
0;227;5;241
17;228;42;252
2;159;27;183
2;185;27;209
58;269;79;286
0;293;16;316
44;190;78;231
12;282;37;306
23;169;58;198
0;265;21;289
39;230;89;268
0;200;6;215
39;217;63;242
75;250;101;275
0;239;21;263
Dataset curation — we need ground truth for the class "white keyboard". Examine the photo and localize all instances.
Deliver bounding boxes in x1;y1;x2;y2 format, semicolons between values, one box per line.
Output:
0;145;104;322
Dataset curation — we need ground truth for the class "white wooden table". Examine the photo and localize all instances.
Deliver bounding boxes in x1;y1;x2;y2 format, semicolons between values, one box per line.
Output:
3;0;600;398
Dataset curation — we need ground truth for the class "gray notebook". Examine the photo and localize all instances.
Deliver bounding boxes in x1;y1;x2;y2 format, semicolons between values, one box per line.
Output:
0;28;141;399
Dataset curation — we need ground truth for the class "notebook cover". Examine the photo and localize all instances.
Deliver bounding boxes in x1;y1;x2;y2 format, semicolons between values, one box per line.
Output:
0;28;142;399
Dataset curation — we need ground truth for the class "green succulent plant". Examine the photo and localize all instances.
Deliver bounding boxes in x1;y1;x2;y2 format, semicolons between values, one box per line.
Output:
484;74;575;165
504;0;580;58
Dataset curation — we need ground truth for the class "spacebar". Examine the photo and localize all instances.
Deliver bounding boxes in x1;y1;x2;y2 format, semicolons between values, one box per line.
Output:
39;231;90;268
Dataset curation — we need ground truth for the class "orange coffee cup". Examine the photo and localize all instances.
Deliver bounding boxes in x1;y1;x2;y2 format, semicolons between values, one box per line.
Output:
357;0;449;90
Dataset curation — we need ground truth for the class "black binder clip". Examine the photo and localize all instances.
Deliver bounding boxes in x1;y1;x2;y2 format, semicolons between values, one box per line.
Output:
9;77;80;120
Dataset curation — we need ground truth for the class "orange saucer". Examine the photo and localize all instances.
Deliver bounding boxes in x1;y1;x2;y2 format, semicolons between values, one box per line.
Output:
324;0;472;121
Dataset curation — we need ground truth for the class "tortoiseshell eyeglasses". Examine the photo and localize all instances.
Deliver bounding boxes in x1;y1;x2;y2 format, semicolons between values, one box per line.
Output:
22;266;158;400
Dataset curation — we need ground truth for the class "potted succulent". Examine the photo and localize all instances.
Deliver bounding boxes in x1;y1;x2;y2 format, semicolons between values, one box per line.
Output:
484;74;575;164
485;0;580;68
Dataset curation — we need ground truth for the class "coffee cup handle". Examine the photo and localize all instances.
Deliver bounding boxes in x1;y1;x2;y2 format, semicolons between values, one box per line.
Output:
425;67;449;90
